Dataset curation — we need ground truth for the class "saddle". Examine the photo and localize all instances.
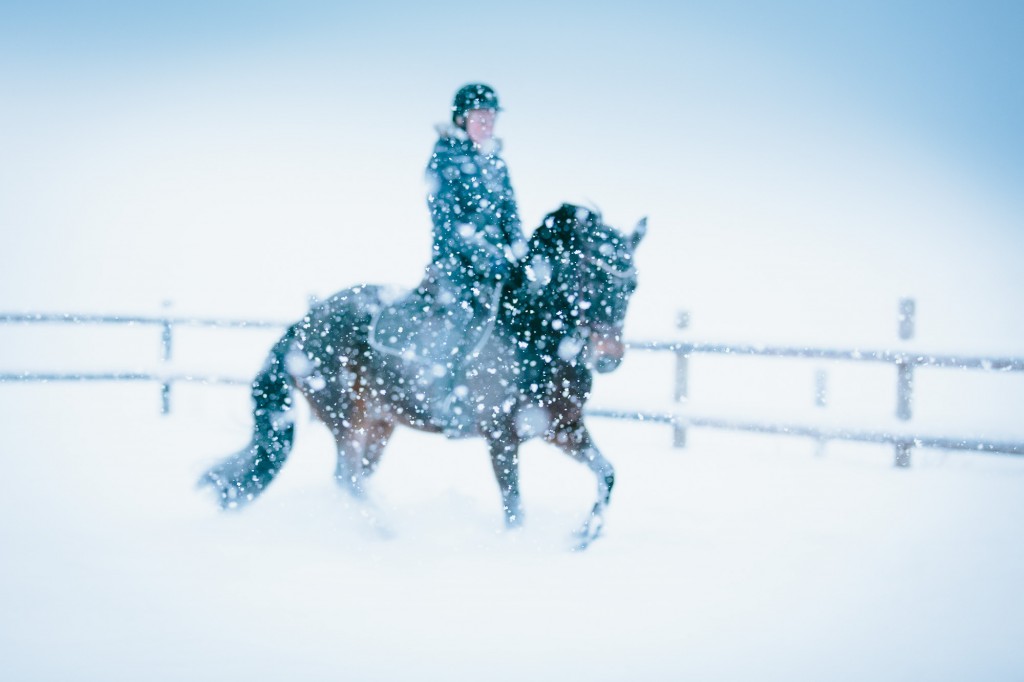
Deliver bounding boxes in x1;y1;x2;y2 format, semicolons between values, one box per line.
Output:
370;290;465;364
368;271;502;436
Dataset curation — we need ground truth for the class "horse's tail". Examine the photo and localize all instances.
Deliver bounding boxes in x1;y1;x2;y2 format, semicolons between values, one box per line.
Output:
200;325;299;508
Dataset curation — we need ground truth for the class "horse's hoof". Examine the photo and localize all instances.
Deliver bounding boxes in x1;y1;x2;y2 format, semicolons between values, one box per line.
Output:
571;514;604;551
356;502;396;540
335;474;368;500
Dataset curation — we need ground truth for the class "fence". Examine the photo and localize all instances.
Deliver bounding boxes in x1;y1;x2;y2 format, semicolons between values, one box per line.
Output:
0;312;284;414
590;338;1024;466
590;299;1024;466
2;303;1023;467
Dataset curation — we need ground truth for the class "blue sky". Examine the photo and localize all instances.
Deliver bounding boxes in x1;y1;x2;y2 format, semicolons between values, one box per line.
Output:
2;0;1022;348
3;1;1020;190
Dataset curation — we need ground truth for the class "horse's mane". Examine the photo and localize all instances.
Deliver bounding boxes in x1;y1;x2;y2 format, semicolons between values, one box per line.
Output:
495;204;622;380
529;203;598;258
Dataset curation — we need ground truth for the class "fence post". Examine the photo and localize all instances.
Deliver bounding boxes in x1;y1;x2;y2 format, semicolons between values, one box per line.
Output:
896;358;913;421
160;301;173;415
673;310;690;448
673;413;688;448
674;348;689;403
894;440;912;468
673;350;689;447
161;327;172;360
898;297;916;341
895;299;915;423
814;369;828;408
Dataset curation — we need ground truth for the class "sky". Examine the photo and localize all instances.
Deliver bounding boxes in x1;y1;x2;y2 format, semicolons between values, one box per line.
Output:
2;0;1022;350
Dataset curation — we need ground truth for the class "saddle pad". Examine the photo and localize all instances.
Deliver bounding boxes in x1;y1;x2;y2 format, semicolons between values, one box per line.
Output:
368;292;473;363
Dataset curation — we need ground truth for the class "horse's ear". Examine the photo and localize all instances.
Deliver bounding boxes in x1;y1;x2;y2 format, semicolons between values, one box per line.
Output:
630;217;648;249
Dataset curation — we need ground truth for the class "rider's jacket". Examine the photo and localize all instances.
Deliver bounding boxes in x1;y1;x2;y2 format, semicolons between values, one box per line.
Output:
369;125;527;369
426;123;527;300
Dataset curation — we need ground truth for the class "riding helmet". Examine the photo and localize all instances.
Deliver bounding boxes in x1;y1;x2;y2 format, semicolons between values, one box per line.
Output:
452;83;502;124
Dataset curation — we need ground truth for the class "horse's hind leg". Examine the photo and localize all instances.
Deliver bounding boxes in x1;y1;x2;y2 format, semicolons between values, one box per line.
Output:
333;416;394;496
548;422;615;549
485;426;524;528
298;380;369;497
360;419;395;477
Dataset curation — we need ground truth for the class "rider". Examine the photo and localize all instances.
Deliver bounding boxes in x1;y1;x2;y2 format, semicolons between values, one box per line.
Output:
424;83;527;429
427;83;526;307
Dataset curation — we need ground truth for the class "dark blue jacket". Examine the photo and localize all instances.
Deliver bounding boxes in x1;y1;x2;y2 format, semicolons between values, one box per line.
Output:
426;124;526;298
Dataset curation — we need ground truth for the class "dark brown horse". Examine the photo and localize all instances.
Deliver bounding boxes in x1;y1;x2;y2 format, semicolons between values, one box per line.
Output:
201;204;646;548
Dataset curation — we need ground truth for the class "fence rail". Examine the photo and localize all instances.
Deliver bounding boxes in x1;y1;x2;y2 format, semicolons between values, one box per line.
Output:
0;312;285;414
629;340;1024;372
638;340;1024;426
587;408;1024;466
628;321;1024;465
2;308;1022;467
0;313;287;329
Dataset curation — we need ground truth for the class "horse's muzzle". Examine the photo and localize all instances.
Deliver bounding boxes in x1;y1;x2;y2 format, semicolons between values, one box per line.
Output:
594;355;622;373
588;330;625;373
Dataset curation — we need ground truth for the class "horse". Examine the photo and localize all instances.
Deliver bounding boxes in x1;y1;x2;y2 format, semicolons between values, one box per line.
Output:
200;203;646;549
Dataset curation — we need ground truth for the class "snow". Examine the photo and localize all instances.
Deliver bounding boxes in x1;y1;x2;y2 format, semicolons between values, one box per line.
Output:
1;384;1023;681
3;2;1024;679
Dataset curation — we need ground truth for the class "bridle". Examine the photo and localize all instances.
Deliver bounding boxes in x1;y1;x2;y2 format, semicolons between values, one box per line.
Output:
516;208;641;371
582;251;637;280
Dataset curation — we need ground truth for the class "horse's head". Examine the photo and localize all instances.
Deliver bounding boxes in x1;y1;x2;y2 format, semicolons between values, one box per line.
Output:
526;203;646;373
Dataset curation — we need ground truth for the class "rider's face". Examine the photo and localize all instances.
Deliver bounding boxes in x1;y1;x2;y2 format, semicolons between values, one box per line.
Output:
464;108;497;145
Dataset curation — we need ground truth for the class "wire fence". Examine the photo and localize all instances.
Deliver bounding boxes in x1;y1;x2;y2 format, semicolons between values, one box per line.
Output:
2;304;1022;467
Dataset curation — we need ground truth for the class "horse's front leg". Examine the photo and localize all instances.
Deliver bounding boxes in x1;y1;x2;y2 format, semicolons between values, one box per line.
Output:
487;429;523;528
550;423;615;549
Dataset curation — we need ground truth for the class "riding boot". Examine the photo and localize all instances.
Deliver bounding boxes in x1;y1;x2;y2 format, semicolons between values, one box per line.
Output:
446;369;476;437
431;358;475;437
427;288;491;437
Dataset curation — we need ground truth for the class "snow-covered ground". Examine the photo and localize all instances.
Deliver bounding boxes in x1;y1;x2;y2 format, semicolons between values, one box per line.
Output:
2;380;1023;681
